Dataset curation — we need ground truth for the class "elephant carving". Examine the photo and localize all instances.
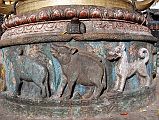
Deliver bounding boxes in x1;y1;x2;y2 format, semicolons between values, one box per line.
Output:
9;48;50;98
51;44;107;99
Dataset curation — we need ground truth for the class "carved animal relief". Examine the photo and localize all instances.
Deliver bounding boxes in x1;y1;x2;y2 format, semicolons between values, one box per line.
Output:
51;44;107;99
107;43;151;92
9;48;50;98
2;42;153;101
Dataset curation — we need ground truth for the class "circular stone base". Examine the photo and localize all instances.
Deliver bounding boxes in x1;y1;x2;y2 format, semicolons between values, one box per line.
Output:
0;83;156;119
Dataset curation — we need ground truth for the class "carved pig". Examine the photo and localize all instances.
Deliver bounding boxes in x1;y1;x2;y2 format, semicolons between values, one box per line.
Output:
51;44;107;99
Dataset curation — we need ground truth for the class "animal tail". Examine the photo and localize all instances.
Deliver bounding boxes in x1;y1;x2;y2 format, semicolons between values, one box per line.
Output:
138;48;149;64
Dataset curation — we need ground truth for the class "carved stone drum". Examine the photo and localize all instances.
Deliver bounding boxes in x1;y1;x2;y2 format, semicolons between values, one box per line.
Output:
0;0;157;119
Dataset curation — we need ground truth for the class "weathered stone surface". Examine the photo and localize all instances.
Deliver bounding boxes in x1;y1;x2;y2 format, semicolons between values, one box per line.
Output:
0;4;157;119
0;77;158;119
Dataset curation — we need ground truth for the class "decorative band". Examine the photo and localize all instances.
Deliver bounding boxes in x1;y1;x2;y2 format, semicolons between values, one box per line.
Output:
1;20;151;40
2;5;146;29
0;33;156;48
0;20;156;48
148;24;159;30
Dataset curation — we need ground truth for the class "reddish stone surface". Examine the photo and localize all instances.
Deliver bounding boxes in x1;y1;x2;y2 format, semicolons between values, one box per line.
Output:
2;6;147;29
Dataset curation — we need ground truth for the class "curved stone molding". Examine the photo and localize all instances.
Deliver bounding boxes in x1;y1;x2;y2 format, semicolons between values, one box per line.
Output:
1;20;152;45
0;42;156;98
148;21;159;31
0;4;157;119
0;83;156;118
0;40;157;118
2;6;146;29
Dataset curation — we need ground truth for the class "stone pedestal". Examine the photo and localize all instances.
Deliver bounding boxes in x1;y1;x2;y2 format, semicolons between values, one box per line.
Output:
0;5;157;119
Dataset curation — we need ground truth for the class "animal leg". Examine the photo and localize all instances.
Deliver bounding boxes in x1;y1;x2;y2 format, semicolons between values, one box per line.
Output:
118;78;126;92
41;84;47;98
145;75;151;87
44;73;50;97
113;75;120;91
94;84;103;98
42;83;47;98
64;81;74;99
113;80;119;91
35;82;46;98
138;67;151;87
82;86;94;99
59;81;68;98
14;78;20;96
45;81;49;97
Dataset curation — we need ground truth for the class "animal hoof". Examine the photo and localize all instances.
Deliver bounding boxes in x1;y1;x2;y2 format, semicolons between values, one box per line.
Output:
12;92;19;97
62;95;71;100
112;89;118;93
41;94;47;98
82;94;94;100
106;91;116;97
116;91;123;95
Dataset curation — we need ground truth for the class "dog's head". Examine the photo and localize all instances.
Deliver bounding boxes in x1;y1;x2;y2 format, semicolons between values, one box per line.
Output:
107;43;126;61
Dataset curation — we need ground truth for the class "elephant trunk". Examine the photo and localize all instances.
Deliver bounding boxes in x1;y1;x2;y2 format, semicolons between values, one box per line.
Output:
135;0;155;11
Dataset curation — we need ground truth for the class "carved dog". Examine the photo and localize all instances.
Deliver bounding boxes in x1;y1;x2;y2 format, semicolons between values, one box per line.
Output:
51;44;107;99
107;43;151;92
9;48;50;98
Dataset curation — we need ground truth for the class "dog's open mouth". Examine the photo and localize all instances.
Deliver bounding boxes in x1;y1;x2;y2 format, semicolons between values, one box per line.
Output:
107;54;120;62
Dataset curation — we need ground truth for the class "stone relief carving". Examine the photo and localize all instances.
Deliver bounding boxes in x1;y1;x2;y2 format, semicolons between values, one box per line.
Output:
0;64;6;92
51;44;107;99
107;42;151;92
9;47;50;98
1;42;153;100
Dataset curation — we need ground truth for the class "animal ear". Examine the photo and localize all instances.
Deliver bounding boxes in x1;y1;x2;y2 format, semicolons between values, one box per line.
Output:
70;48;78;55
50;48;58;55
119;43;126;51
17;48;23;55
